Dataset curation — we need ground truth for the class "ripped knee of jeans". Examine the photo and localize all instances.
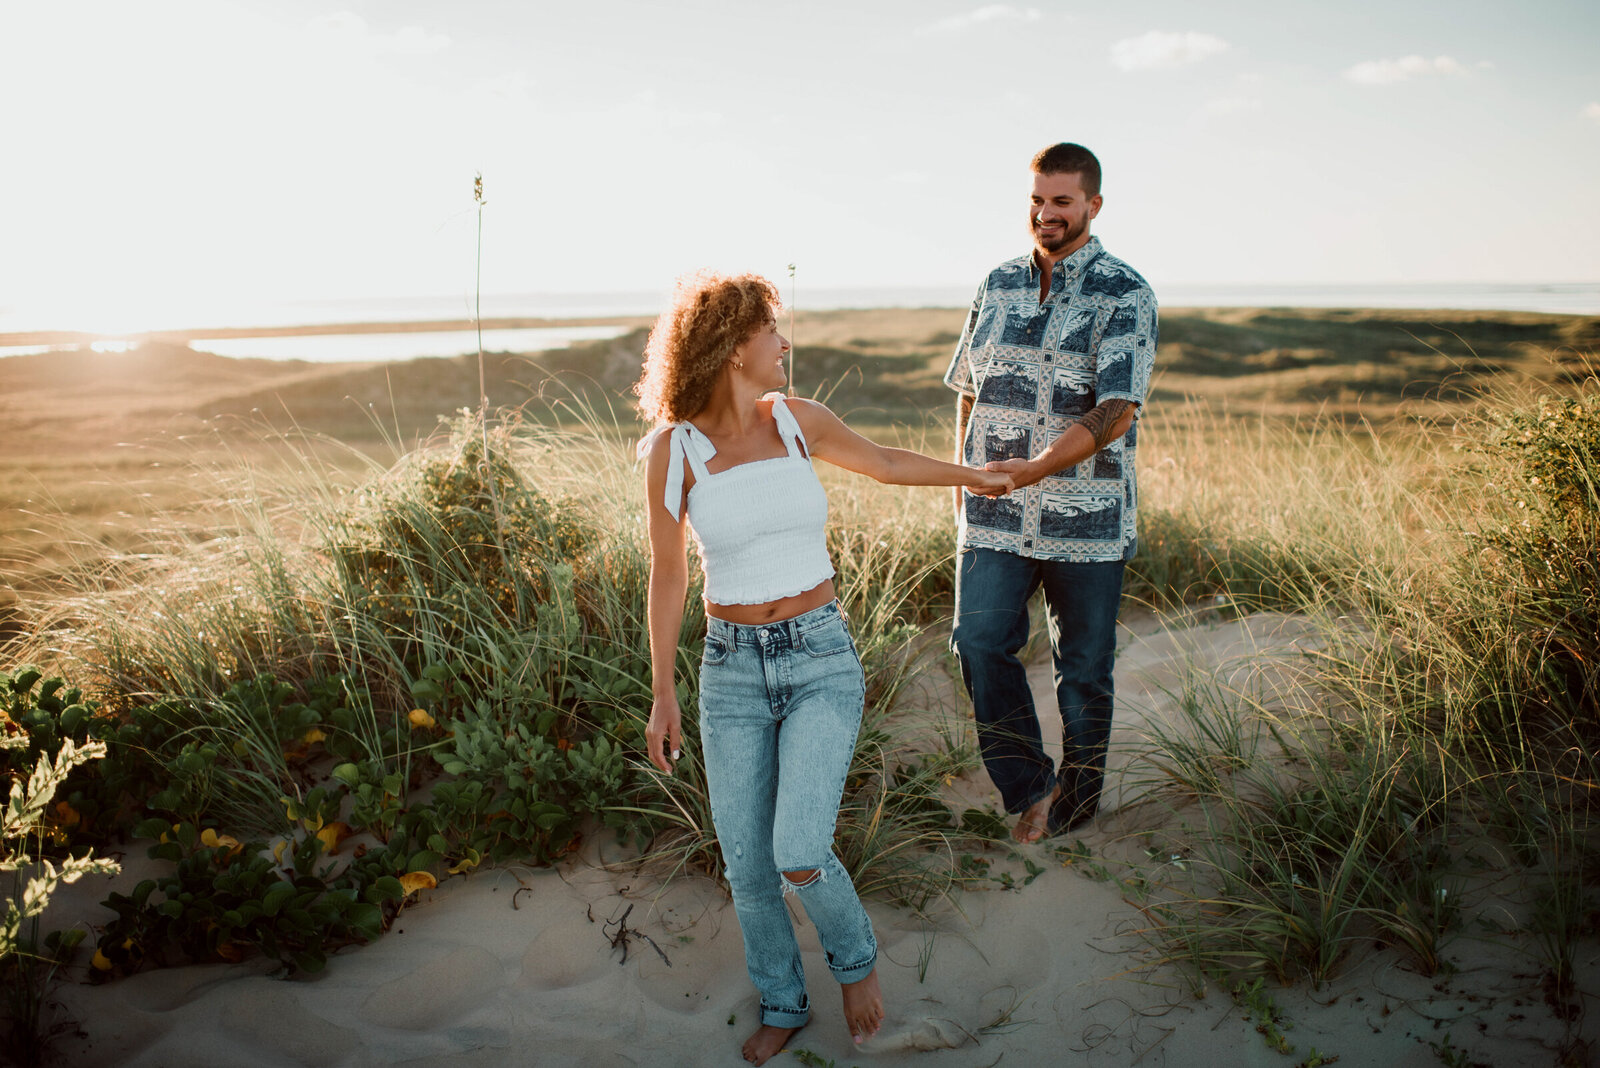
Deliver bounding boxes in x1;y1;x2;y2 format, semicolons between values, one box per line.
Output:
780;868;823;894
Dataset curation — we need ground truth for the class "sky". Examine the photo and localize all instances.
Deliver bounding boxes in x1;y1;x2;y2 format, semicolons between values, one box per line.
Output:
3;0;1598;331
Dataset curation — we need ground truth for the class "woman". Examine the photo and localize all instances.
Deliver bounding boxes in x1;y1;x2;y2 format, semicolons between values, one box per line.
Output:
636;271;1013;1064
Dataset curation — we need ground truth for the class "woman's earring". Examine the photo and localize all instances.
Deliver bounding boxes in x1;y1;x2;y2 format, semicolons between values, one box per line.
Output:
732;359;744;370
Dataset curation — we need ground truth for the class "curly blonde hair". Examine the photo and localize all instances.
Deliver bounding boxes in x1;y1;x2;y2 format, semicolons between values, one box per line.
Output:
633;270;782;424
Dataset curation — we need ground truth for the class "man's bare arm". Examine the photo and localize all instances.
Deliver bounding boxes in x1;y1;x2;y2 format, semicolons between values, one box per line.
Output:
1076;398;1136;450
985;398;1137;489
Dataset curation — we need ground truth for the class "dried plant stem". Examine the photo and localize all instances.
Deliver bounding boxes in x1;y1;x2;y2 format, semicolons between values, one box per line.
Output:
786;262;797;396
472;172;506;542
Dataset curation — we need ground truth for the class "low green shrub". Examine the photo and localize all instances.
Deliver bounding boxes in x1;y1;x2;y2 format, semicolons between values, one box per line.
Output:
94;818;399;977
1466;386;1600;745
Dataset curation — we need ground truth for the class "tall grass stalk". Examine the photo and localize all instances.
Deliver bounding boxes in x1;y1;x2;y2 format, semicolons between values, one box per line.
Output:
6;356;1593;993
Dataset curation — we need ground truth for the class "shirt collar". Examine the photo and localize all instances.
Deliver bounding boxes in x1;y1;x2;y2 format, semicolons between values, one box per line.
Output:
1027;235;1103;285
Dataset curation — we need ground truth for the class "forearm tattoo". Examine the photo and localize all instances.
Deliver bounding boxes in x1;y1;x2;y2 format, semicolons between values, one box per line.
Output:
1076;398;1135;450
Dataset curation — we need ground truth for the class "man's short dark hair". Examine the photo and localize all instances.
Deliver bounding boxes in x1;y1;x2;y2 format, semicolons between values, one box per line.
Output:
1030;143;1101;197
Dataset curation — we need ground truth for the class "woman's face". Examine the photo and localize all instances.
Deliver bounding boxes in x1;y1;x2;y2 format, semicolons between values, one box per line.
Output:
733;316;790;391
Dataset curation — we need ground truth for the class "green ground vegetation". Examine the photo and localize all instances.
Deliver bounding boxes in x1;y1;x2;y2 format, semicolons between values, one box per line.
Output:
0;307;1596;1063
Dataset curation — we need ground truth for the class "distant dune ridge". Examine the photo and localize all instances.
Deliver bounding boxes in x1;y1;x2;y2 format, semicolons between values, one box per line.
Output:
3;304;1592;600
3;307;1595;453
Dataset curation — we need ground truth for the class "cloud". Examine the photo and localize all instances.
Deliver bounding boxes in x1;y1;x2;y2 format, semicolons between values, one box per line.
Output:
474;72;535;103
1202;95;1263;117
1110;30;1229;71
307;12;451;56
620;90;725;131
307;11;363;35
1584;102;1600;124
917;5;1042;35
1342;55;1467;85
384;26;452;56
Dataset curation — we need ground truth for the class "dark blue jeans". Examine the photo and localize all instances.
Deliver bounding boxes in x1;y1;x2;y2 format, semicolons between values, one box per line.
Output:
951;547;1124;831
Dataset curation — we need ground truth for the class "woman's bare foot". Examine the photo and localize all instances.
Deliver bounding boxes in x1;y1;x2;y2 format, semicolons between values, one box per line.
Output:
1013;784;1062;844
842;969;884;1044
742;1023;804;1065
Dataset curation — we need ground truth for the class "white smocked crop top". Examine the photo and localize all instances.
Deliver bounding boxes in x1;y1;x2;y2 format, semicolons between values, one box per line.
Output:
642;394;835;605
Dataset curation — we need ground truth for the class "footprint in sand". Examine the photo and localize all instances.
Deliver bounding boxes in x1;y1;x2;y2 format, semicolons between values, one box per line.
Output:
519;912;617;990
224;986;361;1065
870;1016;975;1052
360;946;505;1030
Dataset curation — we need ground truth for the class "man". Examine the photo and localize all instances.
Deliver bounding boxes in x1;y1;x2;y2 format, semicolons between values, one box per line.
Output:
944;142;1157;843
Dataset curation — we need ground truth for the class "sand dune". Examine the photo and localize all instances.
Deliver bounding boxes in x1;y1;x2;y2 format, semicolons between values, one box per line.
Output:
38;612;1584;1068
9;309;1596;1065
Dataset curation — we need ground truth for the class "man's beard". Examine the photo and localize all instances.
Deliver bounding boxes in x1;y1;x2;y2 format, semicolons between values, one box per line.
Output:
1032;218;1078;255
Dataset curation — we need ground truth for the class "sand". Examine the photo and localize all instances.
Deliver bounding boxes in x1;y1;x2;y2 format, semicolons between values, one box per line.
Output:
36;611;1592;1068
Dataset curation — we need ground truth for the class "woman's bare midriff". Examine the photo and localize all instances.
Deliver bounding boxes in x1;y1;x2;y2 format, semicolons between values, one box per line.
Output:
705;578;836;625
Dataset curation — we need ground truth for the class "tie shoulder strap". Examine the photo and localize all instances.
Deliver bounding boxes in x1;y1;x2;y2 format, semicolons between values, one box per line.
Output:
764;393;809;459
638;422;717;520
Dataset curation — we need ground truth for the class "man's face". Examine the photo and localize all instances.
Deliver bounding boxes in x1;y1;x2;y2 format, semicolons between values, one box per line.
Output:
1029;171;1102;259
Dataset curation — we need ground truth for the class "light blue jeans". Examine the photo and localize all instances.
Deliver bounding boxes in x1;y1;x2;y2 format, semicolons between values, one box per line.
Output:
699;601;878;1028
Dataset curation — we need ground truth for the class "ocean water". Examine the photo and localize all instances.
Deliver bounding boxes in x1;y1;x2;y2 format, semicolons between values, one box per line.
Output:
1;282;1594;363
191;325;630;363
111;282;1599;325
1156;281;1599;315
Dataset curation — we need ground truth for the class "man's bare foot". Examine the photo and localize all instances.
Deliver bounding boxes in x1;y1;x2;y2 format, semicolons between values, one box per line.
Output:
842;968;884;1044
742;1023;804;1065
1013;783;1064;844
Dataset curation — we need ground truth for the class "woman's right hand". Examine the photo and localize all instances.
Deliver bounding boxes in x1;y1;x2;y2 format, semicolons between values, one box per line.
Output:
645;695;683;774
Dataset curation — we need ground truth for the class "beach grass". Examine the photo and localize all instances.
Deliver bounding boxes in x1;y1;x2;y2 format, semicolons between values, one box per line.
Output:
0;306;1596;1062
1084;366;1598;1053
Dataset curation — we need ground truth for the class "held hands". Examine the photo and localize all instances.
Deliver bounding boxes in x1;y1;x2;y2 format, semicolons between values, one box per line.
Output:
645;696;683;774
969;468;1015;497
983;457;1044;490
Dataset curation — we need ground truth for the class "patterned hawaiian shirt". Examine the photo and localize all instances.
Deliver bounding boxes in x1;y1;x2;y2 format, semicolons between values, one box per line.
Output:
943;236;1157;563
